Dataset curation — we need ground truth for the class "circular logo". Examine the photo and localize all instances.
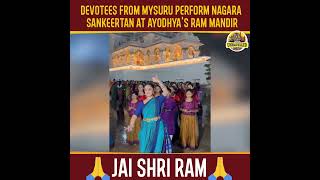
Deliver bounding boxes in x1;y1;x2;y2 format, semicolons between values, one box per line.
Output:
226;30;249;52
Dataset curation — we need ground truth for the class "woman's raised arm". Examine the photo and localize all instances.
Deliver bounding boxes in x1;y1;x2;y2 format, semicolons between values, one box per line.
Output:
152;75;169;96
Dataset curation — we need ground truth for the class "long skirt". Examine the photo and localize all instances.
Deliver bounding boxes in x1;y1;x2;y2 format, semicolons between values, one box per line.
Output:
180;114;199;149
138;120;164;153
127;116;141;145
161;111;176;135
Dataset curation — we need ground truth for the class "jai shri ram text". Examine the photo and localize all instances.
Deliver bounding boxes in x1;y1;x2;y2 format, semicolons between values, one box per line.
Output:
112;158;206;178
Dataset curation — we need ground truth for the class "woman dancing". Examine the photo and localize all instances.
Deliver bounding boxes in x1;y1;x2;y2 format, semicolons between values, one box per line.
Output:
127;92;140;145
154;85;162;97
137;83;146;101
161;87;178;141
126;75;172;153
179;89;199;149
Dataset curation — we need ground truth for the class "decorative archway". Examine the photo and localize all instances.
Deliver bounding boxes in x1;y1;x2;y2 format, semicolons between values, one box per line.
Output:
187;46;196;58
173;44;182;61
134;50;144;65
154;48;161;64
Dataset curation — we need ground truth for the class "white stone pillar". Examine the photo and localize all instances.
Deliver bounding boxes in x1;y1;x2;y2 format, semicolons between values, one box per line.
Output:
182;47;188;59
194;46;200;57
129;48;134;65
160;48;165;64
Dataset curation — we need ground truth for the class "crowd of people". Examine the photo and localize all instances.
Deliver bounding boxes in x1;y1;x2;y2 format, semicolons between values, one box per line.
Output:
109;76;206;152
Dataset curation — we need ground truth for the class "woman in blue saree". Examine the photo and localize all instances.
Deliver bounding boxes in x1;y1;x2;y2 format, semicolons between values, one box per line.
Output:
126;75;172;153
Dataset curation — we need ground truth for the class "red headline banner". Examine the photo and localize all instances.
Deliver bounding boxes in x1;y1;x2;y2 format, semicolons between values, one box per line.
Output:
70;153;250;179
70;0;250;32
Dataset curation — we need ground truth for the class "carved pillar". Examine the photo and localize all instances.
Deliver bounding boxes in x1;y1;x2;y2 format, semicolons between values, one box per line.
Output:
160;48;166;64
129;48;134;65
114;54;119;67
139;50;144;66
145;50;151;65
165;47;173;63
119;53;124;66
182;47;188;60
125;49;131;65
150;49;154;65
194;46;200;57
132;49;138;65
154;48;161;64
